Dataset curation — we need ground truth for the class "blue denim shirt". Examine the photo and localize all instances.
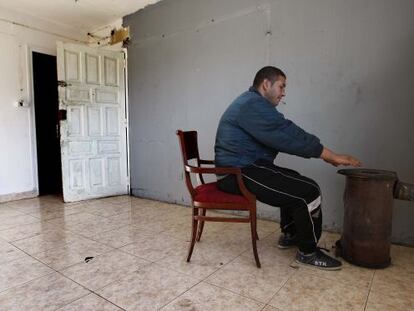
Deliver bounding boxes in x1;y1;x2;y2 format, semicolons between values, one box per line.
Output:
214;87;323;168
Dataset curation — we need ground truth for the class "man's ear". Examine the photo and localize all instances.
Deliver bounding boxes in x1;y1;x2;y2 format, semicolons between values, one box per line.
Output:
262;79;270;91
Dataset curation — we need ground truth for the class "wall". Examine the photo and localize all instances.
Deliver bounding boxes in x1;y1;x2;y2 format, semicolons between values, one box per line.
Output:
124;0;414;244
0;7;86;202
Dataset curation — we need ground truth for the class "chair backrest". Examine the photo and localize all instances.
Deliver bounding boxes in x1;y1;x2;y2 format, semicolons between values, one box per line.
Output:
176;130;200;164
176;130;201;197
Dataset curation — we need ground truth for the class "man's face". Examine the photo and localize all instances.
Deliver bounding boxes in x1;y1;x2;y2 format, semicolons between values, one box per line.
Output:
262;77;286;106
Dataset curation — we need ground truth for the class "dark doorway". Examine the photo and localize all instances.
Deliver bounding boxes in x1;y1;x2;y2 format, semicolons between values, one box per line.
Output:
32;52;62;195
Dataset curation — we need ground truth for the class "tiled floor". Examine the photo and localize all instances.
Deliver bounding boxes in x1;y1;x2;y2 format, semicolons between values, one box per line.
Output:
0;195;413;310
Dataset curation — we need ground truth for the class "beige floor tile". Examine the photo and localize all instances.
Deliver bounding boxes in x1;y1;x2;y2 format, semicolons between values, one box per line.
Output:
84;201;133;218
293;257;374;289
57;293;122;311
206;255;295;303
56;202;98;215
149;205;189;218
104;210;142;225
163;215;256;243
11;231;82;255
0;256;53;292
0;221;65;242
96;263;199;311
156;239;248;281
10;200;78;215
98;195;134;205
184;215;275;248
32;238;114;270
66;217;128;237
160;222;193;241
0;240;27;265
0;272;89;311
125;212;188;236
45;212;107;227
0;207;25;218
257;231;290;252
365;288;414;311
371;264;414;295
200;224;270;248
122;198;153;209
4;199;49;213
262;305;282;311
146;217;189;234
119;232;185;262
256;219;278;234
268;273;368;311
85;200;120;209
161;282;264;311
105;207;169;228
90;225;158;248
60;249;150;291
0;214;40;231
191;220;234;234
163;221;258;244
390;244;414;269
252;239;297;266
138;202;186;216
27;206;83;221
161;202;191;214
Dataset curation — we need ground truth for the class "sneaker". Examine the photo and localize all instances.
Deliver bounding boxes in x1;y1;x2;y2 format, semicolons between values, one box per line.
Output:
278;233;298;249
295;248;342;270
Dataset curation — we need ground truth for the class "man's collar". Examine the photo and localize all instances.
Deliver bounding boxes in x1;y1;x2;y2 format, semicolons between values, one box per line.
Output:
248;86;275;107
248;86;261;95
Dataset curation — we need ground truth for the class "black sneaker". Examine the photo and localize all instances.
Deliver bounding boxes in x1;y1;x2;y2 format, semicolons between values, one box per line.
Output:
295;248;342;270
278;233;298;249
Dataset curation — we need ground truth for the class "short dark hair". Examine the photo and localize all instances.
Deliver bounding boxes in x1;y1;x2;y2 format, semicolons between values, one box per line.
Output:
253;66;286;88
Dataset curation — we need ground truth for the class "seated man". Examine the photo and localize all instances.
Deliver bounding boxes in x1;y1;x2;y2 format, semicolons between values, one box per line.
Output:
214;66;361;270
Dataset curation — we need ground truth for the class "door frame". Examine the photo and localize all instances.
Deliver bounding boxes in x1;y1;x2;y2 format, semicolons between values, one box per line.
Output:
122;47;131;194
27;45;57;197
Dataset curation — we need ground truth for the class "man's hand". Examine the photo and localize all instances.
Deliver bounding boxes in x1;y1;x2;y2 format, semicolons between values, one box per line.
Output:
320;147;362;167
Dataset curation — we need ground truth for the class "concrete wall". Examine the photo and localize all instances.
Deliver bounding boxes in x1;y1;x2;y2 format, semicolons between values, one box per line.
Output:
0;7;86;202
124;0;414;244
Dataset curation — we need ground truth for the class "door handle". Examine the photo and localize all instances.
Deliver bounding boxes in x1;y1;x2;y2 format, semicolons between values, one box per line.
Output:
58;80;71;87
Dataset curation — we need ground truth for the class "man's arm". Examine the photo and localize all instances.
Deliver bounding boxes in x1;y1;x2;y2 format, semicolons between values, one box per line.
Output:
238;100;323;158
320;147;361;167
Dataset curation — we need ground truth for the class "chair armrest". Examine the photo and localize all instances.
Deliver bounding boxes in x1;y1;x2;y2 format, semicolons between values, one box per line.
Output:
185;165;239;175
199;159;215;165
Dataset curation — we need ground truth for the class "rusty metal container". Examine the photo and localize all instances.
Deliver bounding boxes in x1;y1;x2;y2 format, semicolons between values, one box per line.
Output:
336;169;414;268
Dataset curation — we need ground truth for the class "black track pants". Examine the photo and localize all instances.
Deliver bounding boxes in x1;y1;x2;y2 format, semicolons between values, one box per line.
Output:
217;159;322;253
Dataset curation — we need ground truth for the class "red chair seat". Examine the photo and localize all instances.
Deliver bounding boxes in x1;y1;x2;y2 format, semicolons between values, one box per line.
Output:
194;182;249;204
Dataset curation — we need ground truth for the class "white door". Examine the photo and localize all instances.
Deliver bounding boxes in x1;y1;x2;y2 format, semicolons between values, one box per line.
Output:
57;42;129;202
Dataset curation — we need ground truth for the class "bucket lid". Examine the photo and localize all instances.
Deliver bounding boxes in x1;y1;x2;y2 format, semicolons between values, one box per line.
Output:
337;169;398;180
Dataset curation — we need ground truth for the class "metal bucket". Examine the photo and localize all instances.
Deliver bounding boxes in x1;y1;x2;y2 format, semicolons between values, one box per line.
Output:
336;169;414;268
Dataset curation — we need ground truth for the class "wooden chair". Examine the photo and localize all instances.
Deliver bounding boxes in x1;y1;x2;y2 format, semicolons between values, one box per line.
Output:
176;130;261;268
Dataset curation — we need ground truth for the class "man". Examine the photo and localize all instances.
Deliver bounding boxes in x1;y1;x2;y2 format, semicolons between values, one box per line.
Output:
214;66;361;270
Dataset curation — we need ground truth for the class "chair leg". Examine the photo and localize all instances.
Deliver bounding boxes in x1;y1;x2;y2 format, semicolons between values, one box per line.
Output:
196;208;206;242
186;208;198;263
250;210;261;268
